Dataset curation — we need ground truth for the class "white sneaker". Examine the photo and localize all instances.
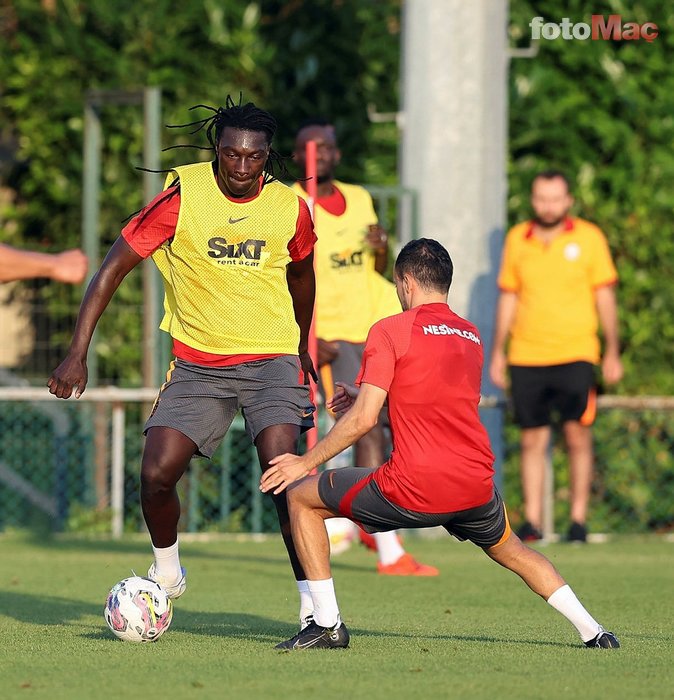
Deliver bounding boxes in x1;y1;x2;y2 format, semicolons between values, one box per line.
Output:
147;562;187;599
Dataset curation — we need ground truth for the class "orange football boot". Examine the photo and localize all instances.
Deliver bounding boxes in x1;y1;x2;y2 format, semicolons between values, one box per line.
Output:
377;553;439;576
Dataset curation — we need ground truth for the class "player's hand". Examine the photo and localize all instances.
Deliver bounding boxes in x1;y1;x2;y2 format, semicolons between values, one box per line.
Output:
317;338;339;368
365;224;388;252
602;351;623;385
51;249;88;284
260;453;312;495
328;381;359;418
47;354;88;399
298;350;318;384
489;351;508;389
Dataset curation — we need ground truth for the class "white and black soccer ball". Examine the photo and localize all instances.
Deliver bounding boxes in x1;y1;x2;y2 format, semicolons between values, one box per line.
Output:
104;576;173;643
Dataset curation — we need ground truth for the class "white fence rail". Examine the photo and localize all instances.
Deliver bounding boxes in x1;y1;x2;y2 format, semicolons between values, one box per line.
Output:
1;387;673;539
0;387;157;538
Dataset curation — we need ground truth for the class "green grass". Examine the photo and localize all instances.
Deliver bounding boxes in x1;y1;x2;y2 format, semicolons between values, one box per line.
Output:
0;532;672;700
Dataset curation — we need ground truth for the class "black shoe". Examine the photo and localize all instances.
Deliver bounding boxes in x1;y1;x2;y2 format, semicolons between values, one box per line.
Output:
299;614;314;631
567;522;588;542
517;521;542;542
585;629;620;648
275;621;350;651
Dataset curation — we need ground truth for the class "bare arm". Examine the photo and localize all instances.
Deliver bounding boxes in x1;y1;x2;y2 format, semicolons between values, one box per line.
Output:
260;382;387;494
489;290;518;389
0;244;88;284
365;224;389;275
47;237;144;398
327;381;359;416
317;338;340;367
595;284;623;385
287;252;318;383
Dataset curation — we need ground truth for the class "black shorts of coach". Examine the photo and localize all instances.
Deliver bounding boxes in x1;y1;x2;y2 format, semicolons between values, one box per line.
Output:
509;361;597;429
318;467;512;549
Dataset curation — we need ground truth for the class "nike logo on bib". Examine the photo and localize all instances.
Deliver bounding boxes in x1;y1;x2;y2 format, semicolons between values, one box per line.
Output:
228;216;249;224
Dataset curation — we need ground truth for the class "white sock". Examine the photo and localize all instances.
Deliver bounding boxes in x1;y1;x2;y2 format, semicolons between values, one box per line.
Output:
547;584;602;642
152;540;182;582
307;578;340;629
297;580;314;629
374;531;406;565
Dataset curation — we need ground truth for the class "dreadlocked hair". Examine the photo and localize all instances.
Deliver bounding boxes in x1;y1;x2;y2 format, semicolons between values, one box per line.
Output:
164;94;290;184
123;95;289;225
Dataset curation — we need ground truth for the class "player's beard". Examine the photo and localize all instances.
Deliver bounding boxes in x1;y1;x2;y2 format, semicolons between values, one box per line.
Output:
534;212;568;229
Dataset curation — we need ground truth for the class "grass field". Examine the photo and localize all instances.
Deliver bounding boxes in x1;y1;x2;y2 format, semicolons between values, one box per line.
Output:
1;531;672;700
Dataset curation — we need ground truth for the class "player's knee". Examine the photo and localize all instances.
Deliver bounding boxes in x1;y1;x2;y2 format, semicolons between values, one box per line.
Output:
520;429;549;453
564;425;592;452
140;456;182;495
286;481;317;514
484;532;521;563
286;484;304;510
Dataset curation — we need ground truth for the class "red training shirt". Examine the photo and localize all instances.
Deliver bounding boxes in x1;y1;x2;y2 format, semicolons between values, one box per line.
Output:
315;185;347;216
356;303;495;513
121;177;316;366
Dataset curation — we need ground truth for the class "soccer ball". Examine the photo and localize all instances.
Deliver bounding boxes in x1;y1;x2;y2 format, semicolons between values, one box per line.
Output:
325;517;358;555
104;576;173;643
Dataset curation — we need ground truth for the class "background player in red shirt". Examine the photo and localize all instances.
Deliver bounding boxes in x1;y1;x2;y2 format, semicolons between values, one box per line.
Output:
261;238;619;651
293;118;437;576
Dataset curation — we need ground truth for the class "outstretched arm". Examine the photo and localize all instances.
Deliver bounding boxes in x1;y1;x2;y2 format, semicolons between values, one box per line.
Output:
287;252;318;384
0;244;88;284
47;237;143;398
260;382;387;494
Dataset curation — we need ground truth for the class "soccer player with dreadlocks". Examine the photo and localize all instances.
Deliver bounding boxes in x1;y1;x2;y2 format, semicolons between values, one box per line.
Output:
48;97;318;627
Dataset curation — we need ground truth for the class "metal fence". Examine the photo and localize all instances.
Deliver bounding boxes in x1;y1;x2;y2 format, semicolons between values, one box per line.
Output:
2;184;673;537
0;386;283;537
0;184;419;536
1;387;673;538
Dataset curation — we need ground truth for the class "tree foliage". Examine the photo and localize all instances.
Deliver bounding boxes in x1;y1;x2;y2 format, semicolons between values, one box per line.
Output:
0;0;672;533
509;0;674;393
0;0;401;383
506;0;674;533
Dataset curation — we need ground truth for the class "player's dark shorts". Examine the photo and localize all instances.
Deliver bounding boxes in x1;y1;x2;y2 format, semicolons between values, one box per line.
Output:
317;467;511;548
509;361;597;428
326;341;364;386
318;341;364;402
319;341;388;426
144;356;315;457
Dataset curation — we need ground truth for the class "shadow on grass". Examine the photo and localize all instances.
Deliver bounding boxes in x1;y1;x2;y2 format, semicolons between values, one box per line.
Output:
0;589;580;650
0;590;103;625
424;633;579;649
171;616;579;649
0;589;300;643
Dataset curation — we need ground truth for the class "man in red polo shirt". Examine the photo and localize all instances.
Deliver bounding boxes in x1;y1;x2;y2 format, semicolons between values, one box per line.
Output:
261;238;619;651
489;171;623;542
